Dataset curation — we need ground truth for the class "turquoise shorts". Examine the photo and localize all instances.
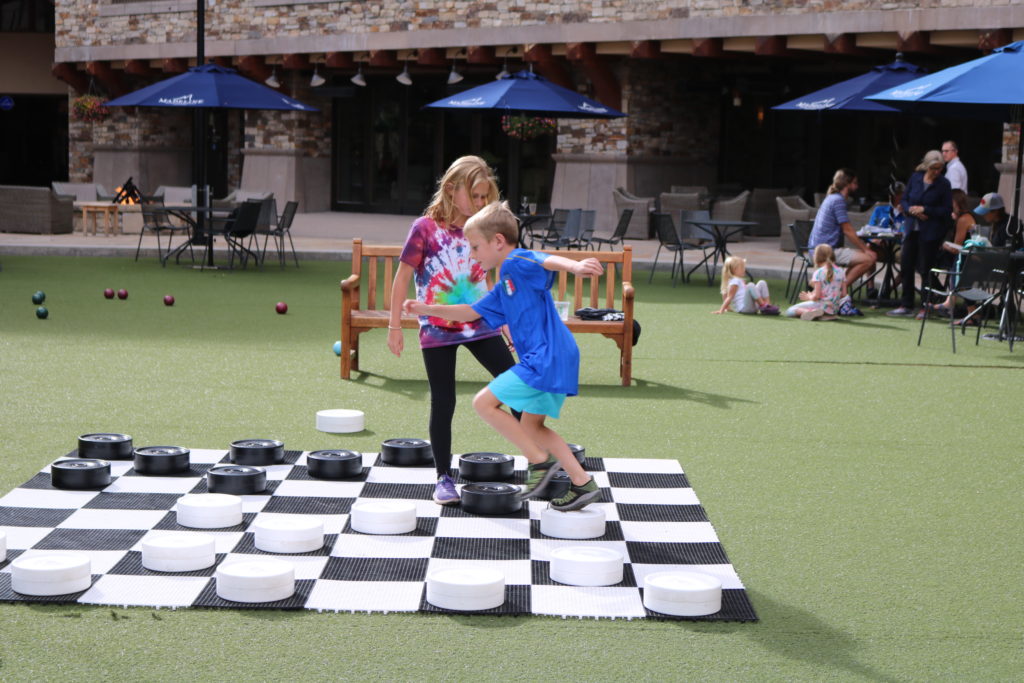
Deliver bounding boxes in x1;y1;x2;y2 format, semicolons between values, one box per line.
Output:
488;369;566;419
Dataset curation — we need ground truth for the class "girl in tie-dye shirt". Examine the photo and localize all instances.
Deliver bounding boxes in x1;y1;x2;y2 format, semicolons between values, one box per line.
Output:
386;156;517;506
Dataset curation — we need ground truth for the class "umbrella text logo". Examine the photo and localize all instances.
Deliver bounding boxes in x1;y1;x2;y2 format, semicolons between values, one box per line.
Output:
890;83;932;99
578;102;609;114
157;94;205;106
796;98;836;110
445;97;487;107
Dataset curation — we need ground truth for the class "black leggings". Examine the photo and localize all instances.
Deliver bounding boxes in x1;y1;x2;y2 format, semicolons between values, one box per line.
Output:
421;335;517;477
899;232;943;308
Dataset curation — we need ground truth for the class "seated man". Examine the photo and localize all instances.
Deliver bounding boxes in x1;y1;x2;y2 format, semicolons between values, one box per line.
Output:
808;168;878;288
866;182;906;232
973;192;1021;248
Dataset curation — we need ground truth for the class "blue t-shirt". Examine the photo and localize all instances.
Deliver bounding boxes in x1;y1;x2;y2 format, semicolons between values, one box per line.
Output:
470;249;580;396
808;193;849;249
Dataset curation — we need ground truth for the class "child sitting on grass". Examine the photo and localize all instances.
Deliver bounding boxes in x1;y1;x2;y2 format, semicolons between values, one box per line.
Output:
713;256;779;315
786;244;847;321
403;201;603;512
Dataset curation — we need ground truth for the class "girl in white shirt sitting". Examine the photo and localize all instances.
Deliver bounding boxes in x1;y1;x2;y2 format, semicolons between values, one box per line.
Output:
713;256;779;315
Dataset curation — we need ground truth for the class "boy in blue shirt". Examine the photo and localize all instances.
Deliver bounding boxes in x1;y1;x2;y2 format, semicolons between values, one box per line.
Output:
403;201;603;511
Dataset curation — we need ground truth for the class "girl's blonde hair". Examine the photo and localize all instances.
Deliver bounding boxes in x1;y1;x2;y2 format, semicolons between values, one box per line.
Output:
719;256;745;295
827;168;857;195
425;156;500;227
916;149;944;173
813;243;836;283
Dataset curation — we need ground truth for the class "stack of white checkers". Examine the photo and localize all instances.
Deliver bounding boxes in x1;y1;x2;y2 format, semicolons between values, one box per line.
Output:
216;559;295;603
143;534;217;572
426;567;505;611
315;409;365;433
11;554;92;596
642;571;723;616
176;494;243;529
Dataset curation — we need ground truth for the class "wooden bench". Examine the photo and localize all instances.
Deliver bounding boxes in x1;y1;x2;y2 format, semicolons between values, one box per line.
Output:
340;238;635;385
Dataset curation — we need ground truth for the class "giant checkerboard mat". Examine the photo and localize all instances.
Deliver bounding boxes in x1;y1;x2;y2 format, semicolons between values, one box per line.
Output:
0;448;757;621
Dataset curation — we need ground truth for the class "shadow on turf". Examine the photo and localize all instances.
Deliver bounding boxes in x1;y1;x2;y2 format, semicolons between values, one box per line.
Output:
352;373;755;410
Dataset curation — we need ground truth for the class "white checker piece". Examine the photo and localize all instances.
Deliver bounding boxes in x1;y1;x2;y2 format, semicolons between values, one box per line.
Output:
251;512;344;536
57;509;167;530
632;563;744;590
601;457;683;474
305;579;424;613
101;476;198;495
529;539;630;563
426;558;531;585
0;488;99;509
221;554;328;581
619;521;720;543
4;549;126;575
434;516;531;540
611;487;700;505
527;500;621;522
79;574;210;608
135;530;243;555
330;533;434;559
273;479;365;499
531;585;647;619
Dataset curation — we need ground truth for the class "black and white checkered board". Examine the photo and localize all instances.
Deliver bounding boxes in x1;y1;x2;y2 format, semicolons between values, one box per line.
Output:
0;449;756;621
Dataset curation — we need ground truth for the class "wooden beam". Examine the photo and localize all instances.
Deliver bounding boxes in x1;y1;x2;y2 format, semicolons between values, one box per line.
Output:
162;58;187;74
282;54;311;70
124;59;157;78
754;35;789;57
368;50;398;68
523;44;573;89
979;28;1013;52
692;38;723;58
466;45;497;64
415;48;447;67
897;31;933;53
630;40;661;60
86;61;128;98
238;55;271;82
566;42;621;111
52;62;89;95
824;33;870;55
325;52;354;69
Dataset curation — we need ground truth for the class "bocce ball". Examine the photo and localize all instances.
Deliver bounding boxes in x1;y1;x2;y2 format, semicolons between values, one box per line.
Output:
275;302;288;315
103;288;115;299
31;291;46;305
36;306;48;319
117;289;129;300
332;341;341;356
164;295;175;306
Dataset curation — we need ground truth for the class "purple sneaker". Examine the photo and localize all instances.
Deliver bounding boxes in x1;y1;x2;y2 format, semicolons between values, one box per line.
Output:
433;474;460;505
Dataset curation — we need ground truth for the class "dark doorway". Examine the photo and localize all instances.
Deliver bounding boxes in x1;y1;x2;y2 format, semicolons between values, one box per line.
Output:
331;75;556;214
0;94;68;186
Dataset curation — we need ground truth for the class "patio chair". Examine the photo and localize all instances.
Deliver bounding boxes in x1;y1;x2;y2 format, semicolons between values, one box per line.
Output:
776;195;816;251
136;203;193;266
261;199;300;268
590;209;632;250
679;209;716;284
670;185;709;196
648;212;684;285
612;188;654;239
223;199;265;269
541;209;582;250
711;189;750;222
918;247;1011;353
785;220;815;303
573;210;596;250
530;208;566;248
659;192;704;215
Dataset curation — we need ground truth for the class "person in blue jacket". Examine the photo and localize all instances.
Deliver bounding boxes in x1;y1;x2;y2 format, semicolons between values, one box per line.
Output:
887;150;952;317
404;201;604;512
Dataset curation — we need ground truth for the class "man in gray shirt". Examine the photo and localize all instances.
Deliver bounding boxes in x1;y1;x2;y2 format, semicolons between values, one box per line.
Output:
942;140;967;193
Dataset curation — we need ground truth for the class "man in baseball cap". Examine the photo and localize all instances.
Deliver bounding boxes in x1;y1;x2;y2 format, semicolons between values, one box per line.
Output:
973;192;1019;247
973;192;1004;216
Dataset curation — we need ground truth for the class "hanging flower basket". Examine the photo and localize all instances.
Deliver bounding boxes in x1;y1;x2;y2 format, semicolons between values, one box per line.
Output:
501;114;557;140
71;95;110;123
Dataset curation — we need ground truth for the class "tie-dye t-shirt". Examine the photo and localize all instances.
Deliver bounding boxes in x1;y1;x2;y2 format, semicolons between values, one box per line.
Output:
400;216;502;349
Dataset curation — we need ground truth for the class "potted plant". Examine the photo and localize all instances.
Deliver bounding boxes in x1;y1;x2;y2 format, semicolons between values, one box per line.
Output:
71;95;111;123
501;114;557;140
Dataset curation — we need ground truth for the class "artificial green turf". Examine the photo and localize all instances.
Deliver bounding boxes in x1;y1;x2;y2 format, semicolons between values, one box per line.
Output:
0;255;1020;681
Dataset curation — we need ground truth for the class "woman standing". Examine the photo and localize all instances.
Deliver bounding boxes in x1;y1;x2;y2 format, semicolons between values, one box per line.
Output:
887;150;952;317
386;156;518;505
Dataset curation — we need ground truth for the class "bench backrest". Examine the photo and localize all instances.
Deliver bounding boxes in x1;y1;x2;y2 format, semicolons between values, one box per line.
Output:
349;238;632;312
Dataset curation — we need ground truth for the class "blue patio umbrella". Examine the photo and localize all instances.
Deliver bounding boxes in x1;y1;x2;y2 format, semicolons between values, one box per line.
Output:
423;69;626;118
104;63;318;111
867;41;1024;243
773;56;926;112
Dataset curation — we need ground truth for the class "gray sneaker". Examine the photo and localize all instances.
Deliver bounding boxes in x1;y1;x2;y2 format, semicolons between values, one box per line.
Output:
518;455;562;500
549;477;601;512
432;474;460;505
801;307;825;321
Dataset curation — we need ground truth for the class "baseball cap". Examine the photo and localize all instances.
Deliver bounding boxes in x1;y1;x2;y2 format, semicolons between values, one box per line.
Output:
974;192;1005;215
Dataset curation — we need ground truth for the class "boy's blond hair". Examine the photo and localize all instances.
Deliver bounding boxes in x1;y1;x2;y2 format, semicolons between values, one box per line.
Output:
425;156;500;227
464;201;520;246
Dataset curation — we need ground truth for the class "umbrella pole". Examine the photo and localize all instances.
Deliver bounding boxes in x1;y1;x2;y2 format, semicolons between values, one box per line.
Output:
508;134;521;214
1014;125;1023;250
194;0;212;266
